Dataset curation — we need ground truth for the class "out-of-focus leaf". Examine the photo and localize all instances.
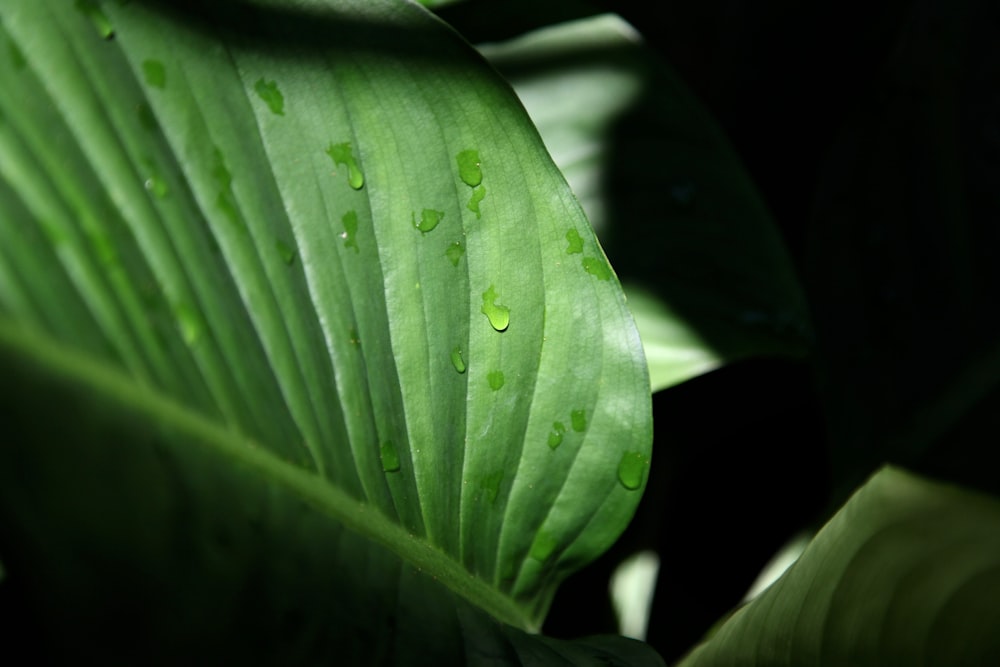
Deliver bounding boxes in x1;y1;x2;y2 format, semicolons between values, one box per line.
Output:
677;466;1000;666
480;14;812;392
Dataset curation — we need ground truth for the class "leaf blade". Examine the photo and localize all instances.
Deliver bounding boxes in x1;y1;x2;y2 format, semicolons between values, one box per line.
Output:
0;0;652;631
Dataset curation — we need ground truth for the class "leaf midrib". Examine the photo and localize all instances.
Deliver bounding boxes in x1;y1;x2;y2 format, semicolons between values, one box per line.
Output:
0;317;535;632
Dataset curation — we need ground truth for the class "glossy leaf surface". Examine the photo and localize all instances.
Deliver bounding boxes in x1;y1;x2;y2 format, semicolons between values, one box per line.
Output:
0;0;654;659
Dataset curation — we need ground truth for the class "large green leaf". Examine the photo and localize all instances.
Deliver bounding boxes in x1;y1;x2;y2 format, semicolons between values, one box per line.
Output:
677;466;1000;665
0;0;654;660
478;14;812;392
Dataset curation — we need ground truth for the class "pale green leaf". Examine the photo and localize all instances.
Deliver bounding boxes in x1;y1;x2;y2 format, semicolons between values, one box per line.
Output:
678;466;1000;666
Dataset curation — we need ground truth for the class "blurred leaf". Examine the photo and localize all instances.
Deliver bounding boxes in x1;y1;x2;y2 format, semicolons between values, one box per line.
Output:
480;14;812;392
0;0;655;661
677;466;1000;666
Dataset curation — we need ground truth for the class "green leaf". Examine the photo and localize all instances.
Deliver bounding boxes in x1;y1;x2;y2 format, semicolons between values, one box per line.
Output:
0;324;663;664
0;0;654;660
479;15;812;392
677;466;1000;666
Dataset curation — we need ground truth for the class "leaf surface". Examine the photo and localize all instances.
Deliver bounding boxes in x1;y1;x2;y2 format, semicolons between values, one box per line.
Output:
677;466;1000;666
0;0;653;658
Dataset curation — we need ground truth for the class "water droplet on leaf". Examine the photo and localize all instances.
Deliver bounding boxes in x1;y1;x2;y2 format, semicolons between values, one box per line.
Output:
487;370;505;391
142;59;166;89
254;77;285;116
91;230;116;265
174;302;202;345
467;185;486;219
412;208;444;234
571;409;586;432
342;210;359;253
480;285;509;332
565;228;584;254
75;0;115;39
482;470;503;504
326;142;364;190
275;239;296;265
451;346;466;374
136;102;158;132
212;149;242;228
144;175;168;199
380;440;401;472
617;451;647;490
456;149;483;187
548;421;566;449
582;256;611;281
212;149;232;189
446;241;465;266
7;40;26;70
530;531;558;562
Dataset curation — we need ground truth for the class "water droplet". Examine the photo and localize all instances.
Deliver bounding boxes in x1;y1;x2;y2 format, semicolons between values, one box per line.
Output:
617;451;647;490
380;440;401;472
456;149;483;187
254;77;284;116
211;147;230;185
142;59;166;89
548;421;566;449
8;40;26;70
213;150;241;228
75;0;115;39
481;470;503;504
326;142;364;190
467;185;486;219
571;409;586;432
348;327;361;347
412;208;444;234
530;531;558;562
136;102;158;132
91;230;117;265
144;175;168;199
480;285;509;332
275;239;296;265
445;241;465;266
565;228;584;254
342;210;359;253
487;370;504;391
451;346;466;374
174;302;202;345
582;256;611;281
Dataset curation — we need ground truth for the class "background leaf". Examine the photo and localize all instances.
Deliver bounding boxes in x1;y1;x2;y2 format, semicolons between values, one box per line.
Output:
677;466;1000;666
478;14;813;392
